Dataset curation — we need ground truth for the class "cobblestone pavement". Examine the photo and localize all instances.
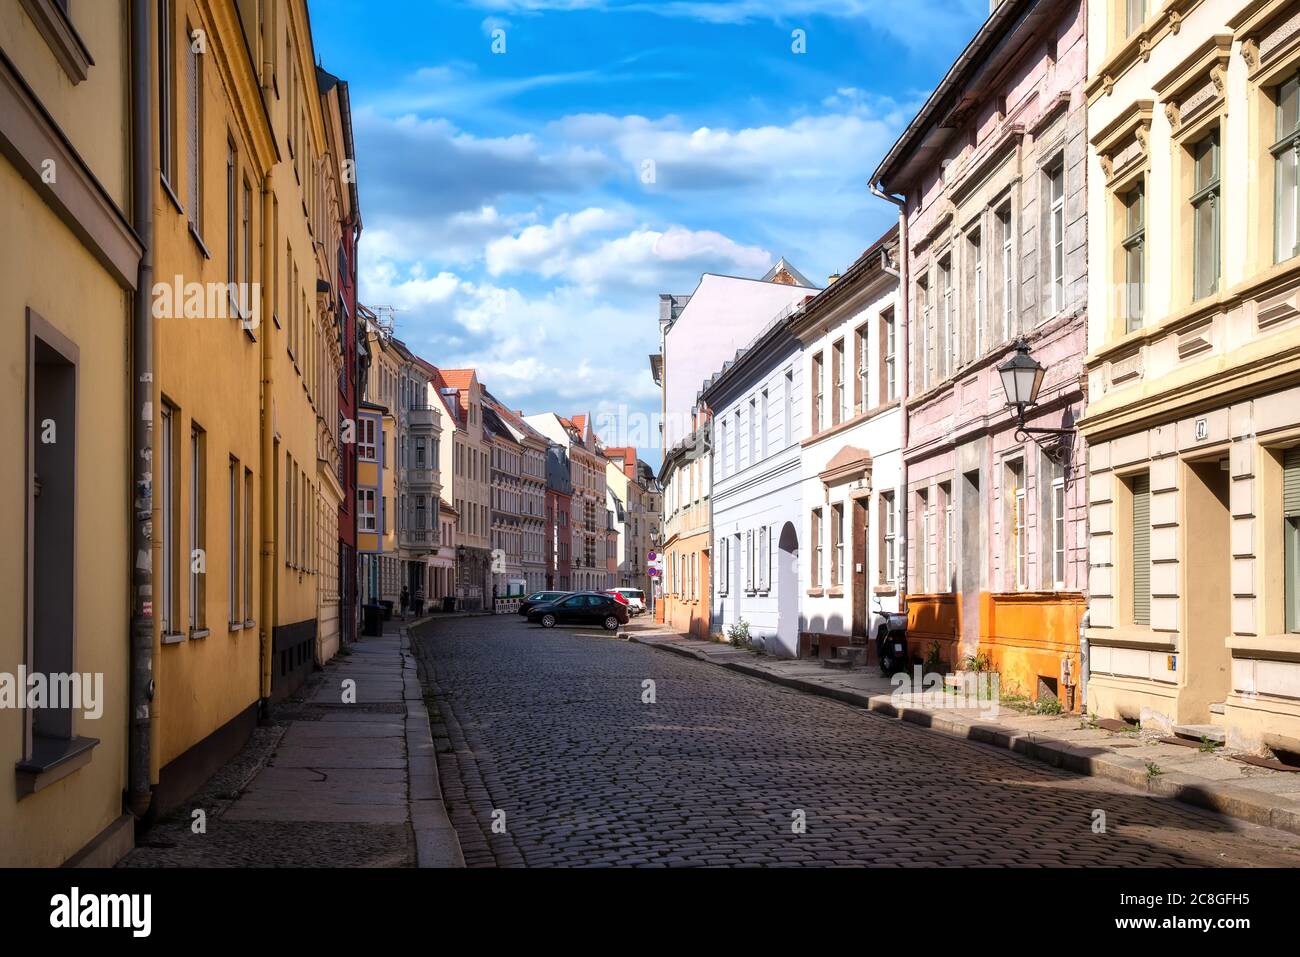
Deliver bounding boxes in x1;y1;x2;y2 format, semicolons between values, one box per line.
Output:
412;615;1300;868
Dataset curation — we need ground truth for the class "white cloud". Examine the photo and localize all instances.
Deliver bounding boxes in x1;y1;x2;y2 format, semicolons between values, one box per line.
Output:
485;207;630;276
567;226;771;289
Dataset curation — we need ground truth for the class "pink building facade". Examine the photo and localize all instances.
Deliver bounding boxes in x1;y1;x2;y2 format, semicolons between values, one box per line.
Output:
873;0;1090;709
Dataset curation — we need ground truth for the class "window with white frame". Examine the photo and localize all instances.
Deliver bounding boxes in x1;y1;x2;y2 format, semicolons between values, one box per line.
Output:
856;322;870;413
1047;163;1065;315
831;503;844;587
719;535;729;595
999;206;1014;341
1276;72;1300;264
758;525;769;591
358;416;377;461
746;529;754;592
971;229;984;357
1052;472;1066;590
1192;130;1221;300
881;491;896;583
1007;460;1027;590
358;488;376;532
811;507;823;588
919;490;933;592
832;338;846;425
939;257;954;375
1122;180;1146;331
883;308;897;402
943;481;955;593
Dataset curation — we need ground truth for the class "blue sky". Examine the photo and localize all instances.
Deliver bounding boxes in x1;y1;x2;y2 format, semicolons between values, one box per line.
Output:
308;0;989;463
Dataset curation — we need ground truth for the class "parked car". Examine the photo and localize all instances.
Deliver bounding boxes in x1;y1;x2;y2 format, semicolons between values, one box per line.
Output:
518;590;572;616
528;592;629;632
607;588;646;616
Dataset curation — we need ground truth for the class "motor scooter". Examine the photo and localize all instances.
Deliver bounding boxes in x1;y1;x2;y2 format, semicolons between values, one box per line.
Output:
873;597;908;677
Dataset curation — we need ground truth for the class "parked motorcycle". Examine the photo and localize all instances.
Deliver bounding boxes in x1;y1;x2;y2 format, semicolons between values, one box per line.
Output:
873;597;908;677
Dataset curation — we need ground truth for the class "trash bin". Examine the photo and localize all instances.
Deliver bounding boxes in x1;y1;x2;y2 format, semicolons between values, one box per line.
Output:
442;595;456;613
362;604;383;637
380;599;394;620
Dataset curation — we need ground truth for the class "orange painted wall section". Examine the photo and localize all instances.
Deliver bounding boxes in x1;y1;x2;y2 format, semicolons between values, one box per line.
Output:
907;591;1085;711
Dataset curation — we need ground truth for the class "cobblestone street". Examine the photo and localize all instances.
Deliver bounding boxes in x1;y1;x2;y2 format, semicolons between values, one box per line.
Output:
413;615;1300;868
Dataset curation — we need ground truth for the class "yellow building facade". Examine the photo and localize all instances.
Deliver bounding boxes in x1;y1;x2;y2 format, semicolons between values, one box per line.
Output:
1083;0;1300;752
0;0;139;866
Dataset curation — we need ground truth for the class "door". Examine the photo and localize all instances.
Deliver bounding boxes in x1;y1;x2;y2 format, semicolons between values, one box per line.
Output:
852;496;868;636
777;522;799;657
1182;458;1231;721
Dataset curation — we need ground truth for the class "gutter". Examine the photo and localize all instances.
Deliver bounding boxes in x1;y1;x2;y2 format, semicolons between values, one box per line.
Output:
870;183;909;615
259;172;275;709
127;0;155;819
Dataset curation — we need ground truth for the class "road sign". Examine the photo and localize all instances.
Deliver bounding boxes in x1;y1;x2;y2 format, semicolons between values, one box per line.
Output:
648;567;660;577
647;551;657;562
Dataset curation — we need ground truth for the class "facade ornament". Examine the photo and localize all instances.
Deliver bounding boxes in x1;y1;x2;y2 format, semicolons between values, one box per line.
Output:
1164;100;1180;130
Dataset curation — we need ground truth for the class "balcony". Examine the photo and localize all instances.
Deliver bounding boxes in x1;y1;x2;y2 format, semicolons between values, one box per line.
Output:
401;466;439;489
399;526;436;550
407;404;437;430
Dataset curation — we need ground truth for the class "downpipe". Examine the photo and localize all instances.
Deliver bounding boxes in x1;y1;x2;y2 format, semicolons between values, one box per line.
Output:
128;0;156;819
1078;606;1090;714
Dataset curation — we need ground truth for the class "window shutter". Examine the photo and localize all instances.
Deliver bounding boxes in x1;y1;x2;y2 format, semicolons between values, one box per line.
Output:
1284;447;1300;518
745;530;753;591
760;526;769;591
1131;474;1151;625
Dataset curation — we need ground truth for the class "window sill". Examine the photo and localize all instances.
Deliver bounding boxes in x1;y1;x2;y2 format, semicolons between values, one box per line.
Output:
189;627;210;640
161;175;184;215
827;586;845;597
18;0;93;84
874;584;897;596
806;588;824;597
243;619;256;630
189;221;211;259
1085;625;1176;650
1226;633;1300;661
161;631;187;645
228;620;243;632
15;734;99;798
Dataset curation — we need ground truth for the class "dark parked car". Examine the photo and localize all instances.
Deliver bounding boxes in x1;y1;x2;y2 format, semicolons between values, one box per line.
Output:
518;591;572;615
527;592;629;632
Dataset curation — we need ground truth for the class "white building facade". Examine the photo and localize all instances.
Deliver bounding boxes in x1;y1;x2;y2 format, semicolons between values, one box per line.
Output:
705;313;807;658
793;231;904;658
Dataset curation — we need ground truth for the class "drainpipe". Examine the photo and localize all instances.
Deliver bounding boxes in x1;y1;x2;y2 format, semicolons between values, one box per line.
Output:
1078;606;1090;713
127;0;156;820
870;183;908;616
259;174;275;714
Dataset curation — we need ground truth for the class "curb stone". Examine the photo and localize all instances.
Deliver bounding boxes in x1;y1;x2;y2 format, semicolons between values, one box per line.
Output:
400;630;465;868
628;634;1300;839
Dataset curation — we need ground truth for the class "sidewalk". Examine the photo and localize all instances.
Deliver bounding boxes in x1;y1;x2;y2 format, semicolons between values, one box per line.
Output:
121;617;463;868
625;622;1300;838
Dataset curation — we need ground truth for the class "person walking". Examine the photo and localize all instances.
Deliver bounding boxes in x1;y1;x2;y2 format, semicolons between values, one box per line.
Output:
413;586;424;617
399;585;410;619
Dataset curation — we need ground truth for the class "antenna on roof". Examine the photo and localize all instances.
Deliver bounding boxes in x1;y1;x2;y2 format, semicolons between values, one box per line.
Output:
368;305;399;339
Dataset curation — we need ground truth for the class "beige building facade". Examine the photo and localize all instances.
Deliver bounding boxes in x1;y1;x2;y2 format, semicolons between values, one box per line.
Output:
1083;0;1300;750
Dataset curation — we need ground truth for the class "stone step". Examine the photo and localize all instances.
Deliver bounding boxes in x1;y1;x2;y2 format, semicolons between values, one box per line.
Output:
1173;724;1225;745
821;657;855;671
832;645;868;664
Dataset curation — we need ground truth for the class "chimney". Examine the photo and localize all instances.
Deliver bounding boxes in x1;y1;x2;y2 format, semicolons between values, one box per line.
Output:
827;273;840;285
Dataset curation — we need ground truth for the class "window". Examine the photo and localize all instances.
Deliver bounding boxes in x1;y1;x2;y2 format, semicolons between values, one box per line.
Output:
831;503;844;587
1125;0;1146;37
27;322;77;752
883;308;897;402
746;529;754;592
1274;73;1300;264
942;481;955;592
717;417;727;479
719;535;729;595
748;397;757;466
784;369;794;446
939;257;954;375
243;467;253;623
358;417;376;461
1122;180;1145;331
229;458;239;624
832;338;845;425
161;402;178;634
1131;473;1151;625
881;492;897;583
971;229;984;357
917;277;931;390
186;20;202;235
242;179;252;318
812;352;824;433
919;491;933;592
999;207;1014;341
1052;473;1067;590
159;0;176;188
358;489;377;533
1192;131;1221;300
190;423;206;632
1007;460;1026;590
760;389;768;459
759;525;770;591
1048;164;1065;314
1286;448;1300;632
227;141;237;291
811;508;823;588
855;322;869;413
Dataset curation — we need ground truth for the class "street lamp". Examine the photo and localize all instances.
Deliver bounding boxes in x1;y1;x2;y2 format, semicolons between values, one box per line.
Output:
997;338;1073;448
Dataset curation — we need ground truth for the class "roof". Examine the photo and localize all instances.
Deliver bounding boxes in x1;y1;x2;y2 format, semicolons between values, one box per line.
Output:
871;0;1041;192
760;258;814;288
